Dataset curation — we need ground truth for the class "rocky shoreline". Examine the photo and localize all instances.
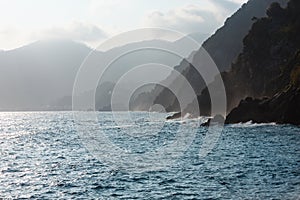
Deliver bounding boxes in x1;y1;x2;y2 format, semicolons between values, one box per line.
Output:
166;86;300;126
225;86;300;125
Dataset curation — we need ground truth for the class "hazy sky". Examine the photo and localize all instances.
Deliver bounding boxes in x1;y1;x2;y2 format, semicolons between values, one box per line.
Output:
0;0;247;50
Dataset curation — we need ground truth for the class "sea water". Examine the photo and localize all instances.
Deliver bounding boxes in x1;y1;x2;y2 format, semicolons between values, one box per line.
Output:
0;112;299;199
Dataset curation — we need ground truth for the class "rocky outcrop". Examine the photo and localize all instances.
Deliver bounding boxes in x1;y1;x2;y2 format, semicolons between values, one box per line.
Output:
201;114;225;127
139;0;300;126
203;0;286;72
225;86;300;125
183;0;300;119
132;0;286;112
224;0;300;125
166;112;182;120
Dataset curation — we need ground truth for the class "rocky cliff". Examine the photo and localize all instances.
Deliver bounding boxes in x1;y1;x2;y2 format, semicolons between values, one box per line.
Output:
213;0;300;125
225;86;300;125
132;0;287;112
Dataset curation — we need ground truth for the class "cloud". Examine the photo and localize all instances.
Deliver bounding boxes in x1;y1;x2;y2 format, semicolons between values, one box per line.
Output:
33;21;107;42
143;5;221;34
143;1;247;35
0;27;34;50
228;0;248;4
0;0;247;50
205;0;244;22
210;0;242;12
0;21;107;50
89;0;125;18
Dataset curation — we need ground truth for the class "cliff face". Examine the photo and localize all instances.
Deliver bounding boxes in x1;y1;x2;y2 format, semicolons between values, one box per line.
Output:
132;0;287;112
185;0;297;125
203;0;287;72
225;0;300;125
225;86;300;125
224;0;299;109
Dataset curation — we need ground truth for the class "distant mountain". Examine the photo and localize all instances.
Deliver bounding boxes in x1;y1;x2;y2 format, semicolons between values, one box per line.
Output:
94;34;207;111
0;39;92;111
0;33;207;111
131;0;287;112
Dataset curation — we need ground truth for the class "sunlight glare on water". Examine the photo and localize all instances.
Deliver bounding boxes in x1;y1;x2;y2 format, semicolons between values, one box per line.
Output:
0;112;300;199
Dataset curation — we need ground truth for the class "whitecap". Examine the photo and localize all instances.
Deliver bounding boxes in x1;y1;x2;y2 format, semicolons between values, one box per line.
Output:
228;121;277;128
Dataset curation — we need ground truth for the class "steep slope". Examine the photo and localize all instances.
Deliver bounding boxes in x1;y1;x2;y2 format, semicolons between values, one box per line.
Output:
132;0;287;112
225;0;300;125
183;0;300;124
223;0;300;110
203;0;287;72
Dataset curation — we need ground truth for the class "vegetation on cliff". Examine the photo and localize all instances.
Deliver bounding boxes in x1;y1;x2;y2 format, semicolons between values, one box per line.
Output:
225;0;300;125
132;0;286;112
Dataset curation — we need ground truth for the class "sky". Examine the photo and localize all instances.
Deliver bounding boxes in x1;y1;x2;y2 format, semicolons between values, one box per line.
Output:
0;0;248;50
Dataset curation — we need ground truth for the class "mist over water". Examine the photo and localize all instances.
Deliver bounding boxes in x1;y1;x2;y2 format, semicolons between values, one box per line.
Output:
1;112;299;199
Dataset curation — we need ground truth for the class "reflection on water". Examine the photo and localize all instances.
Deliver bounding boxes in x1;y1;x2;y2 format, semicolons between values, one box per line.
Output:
0;112;300;199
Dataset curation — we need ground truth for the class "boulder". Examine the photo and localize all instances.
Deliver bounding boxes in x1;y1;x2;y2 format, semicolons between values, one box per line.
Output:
166;112;182;120
201;114;225;126
225;86;300;125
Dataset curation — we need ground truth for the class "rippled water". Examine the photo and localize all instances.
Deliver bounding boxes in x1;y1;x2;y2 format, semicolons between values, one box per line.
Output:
0;112;300;199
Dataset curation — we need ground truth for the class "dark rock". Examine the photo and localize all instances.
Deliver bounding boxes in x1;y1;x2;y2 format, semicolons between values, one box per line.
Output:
201;119;211;127
201;114;225;126
166;112;182;120
186;0;300;120
136;0;287;113
225;86;300;125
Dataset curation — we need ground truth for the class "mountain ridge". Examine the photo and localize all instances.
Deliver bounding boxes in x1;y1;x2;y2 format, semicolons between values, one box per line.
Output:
0;33;207;111
131;0;287;112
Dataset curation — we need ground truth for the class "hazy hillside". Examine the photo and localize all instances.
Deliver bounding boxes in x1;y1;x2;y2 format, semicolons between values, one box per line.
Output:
0;40;92;110
183;0;300;121
0;33;207;111
131;0;287;112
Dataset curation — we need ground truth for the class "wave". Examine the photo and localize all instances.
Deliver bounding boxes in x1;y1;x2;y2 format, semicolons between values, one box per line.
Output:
101;124;135;129
166;115;209;124
228;121;277;128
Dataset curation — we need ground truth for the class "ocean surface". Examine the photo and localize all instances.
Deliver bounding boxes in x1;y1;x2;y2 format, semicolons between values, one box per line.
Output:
0;112;300;199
